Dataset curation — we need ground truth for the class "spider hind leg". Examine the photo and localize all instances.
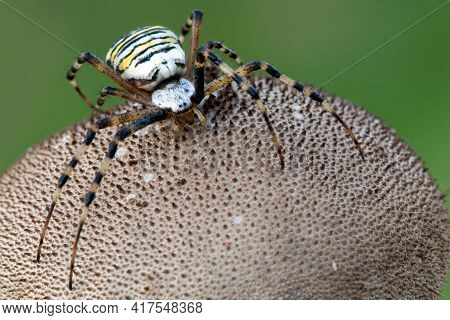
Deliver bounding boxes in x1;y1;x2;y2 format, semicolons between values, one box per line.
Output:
35;93;152;263
66;52;148;114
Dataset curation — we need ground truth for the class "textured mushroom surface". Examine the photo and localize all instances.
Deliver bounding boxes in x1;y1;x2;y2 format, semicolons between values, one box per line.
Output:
0;77;448;299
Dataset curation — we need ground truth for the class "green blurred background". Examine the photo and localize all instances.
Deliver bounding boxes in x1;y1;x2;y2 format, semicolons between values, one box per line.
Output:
0;0;448;298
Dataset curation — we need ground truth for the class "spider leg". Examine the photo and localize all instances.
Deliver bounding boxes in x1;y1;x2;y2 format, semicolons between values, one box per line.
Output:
205;61;365;161
194;49;284;169
204;41;244;66
179;10;203;77
94;86;149;111
36;97;151;263
179;12;193;44
66;52;148;112
68;110;168;290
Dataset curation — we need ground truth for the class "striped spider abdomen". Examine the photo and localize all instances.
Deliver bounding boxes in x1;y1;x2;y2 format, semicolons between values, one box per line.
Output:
106;26;186;91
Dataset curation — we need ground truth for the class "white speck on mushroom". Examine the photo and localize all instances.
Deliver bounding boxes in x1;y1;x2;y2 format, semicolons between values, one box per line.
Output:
291;104;305;121
51;133;72;149
126;193;136;201
332;261;338;271
116;147;127;158
293;111;304;121
60;133;71;144
234;216;243;225
143;172;156;183
291;103;302;112
302;97;312;107
135;126;150;137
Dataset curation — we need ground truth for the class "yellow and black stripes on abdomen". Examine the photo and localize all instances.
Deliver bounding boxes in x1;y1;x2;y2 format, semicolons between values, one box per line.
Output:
107;27;167;64
106;26;181;74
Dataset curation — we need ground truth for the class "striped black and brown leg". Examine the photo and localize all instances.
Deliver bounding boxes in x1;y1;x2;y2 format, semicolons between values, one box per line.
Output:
193;49;284;169
204;41;244;66
66;52;148;113
68;110;169;290
203;41;253;82
35;102;152;263
180;9;203;77
205;61;365;160
94;86;149;111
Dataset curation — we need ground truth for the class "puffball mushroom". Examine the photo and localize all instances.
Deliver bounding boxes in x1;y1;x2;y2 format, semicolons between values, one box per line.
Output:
0;77;448;299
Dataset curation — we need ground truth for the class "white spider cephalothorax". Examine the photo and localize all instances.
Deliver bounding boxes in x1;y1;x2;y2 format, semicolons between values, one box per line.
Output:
151;78;195;113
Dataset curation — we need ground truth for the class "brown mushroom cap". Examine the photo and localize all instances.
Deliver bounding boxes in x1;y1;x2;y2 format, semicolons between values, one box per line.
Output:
0;77;448;299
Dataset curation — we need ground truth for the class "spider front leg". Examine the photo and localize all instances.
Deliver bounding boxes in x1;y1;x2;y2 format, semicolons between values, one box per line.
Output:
204;41;244;66
35;95;151;263
193;48;284;169
179;9;203;77
205;61;365;161
68;110;169;290
67;52;148;113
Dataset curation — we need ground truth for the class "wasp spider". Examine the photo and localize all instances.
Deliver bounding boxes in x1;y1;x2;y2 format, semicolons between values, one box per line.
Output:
35;9;365;290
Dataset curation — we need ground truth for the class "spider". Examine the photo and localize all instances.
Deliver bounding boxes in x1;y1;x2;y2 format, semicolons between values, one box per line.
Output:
35;9;365;290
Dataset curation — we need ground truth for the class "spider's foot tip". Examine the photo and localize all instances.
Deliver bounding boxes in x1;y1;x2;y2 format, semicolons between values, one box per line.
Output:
35;249;42;263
